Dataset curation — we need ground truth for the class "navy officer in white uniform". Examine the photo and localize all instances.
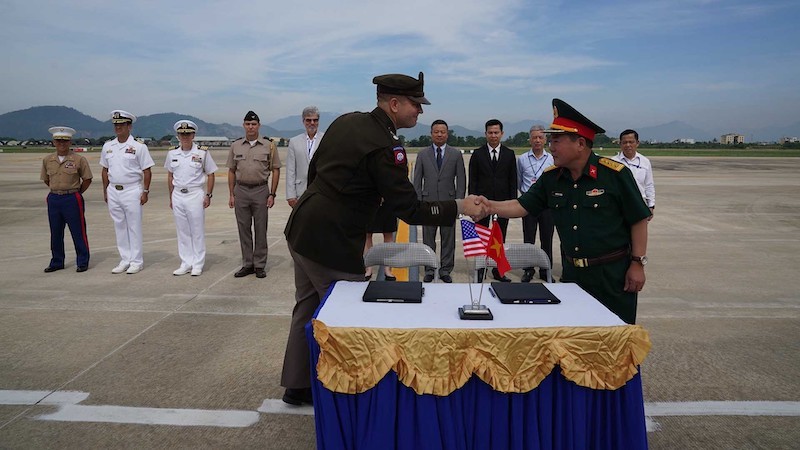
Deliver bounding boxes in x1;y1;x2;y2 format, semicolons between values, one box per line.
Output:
165;120;218;276
100;110;155;274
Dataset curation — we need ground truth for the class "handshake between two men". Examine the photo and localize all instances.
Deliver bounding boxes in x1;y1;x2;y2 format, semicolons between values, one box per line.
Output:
460;195;526;223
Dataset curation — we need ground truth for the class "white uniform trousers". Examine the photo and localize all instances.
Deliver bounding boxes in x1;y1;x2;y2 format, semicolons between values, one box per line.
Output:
172;189;206;270
107;184;144;266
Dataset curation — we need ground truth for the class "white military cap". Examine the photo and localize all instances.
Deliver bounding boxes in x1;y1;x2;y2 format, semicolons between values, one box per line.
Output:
174;120;198;134
111;110;136;124
48;126;76;140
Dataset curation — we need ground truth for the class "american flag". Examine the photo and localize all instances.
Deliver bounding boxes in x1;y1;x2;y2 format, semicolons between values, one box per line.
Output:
461;219;491;257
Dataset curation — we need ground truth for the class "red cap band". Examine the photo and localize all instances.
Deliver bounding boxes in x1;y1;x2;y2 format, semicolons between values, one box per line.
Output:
551;117;596;141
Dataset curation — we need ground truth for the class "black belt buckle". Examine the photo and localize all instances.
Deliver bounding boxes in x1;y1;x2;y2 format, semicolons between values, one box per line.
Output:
114;185;124;191
180;188;189;193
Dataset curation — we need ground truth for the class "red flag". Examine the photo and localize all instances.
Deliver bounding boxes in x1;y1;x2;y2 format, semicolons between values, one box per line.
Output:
487;221;511;276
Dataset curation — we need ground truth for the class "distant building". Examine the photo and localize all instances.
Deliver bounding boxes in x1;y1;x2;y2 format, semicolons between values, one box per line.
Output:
194;136;231;147
721;133;745;145
779;136;799;144
677;138;696;144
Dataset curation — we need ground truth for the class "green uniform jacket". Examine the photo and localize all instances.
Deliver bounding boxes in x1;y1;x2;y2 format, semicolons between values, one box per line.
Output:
284;107;458;274
518;152;651;323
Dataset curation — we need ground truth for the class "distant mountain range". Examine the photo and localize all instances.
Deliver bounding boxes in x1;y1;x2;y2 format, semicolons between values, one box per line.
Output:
1;106;798;143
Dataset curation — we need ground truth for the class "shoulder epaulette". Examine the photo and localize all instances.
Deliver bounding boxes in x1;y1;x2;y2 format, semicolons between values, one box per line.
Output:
598;157;624;172
262;136;273;142
199;145;209;151
543;164;558;173
233;137;244;142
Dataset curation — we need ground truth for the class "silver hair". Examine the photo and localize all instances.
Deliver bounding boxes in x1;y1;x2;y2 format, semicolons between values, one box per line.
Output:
529;124;546;133
302;106;320;118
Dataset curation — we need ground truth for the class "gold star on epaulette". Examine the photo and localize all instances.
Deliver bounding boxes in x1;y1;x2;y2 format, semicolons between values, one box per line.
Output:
598;158;624;172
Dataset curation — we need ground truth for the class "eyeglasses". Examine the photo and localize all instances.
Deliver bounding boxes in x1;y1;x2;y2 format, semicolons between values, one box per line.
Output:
304;118;319;123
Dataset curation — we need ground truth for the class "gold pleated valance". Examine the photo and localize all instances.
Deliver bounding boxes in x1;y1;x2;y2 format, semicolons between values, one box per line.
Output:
313;320;650;396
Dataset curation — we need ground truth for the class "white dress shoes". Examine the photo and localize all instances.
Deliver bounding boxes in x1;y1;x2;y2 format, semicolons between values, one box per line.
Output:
111;263;130;274
126;264;142;274
173;265;191;276
191;268;202;276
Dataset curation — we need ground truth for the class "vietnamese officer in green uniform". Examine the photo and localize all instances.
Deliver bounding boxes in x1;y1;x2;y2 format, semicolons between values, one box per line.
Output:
478;99;651;324
280;72;487;406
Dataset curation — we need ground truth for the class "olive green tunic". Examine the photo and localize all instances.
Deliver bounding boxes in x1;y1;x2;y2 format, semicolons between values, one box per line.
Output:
518;152;651;323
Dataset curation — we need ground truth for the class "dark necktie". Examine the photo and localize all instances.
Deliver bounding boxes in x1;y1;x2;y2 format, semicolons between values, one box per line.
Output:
491;148;498;162
436;147;443;169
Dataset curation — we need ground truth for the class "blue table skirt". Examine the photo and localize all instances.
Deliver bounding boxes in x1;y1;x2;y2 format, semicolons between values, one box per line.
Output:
306;290;648;450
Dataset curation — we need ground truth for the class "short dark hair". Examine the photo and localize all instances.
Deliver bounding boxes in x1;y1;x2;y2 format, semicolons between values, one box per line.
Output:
431;119;448;130
485;119;503;131
620;129;639;141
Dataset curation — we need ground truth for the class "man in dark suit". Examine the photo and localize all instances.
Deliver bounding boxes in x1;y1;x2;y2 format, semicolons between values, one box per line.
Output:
468;118;518;281
281;72;486;406
413;119;466;283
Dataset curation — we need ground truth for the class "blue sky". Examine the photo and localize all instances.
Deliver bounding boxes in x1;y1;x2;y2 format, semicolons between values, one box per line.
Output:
2;0;798;134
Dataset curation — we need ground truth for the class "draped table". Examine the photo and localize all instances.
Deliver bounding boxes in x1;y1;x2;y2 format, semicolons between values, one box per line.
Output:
306;282;651;450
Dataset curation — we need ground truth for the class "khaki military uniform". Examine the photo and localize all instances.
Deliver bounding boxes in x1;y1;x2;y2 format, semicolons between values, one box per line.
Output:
518;152;651;323
226;137;281;270
41;151;93;269
281;107;458;389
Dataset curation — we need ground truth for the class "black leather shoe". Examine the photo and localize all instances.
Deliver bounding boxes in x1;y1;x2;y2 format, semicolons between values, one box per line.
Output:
476;268;485;283
282;388;313;406
521;270;534;283
423;274;434;283
76;266;88;273
383;275;396;281
255;268;266;278
440;274;453;283
492;268;511;283
234;267;255;278
44;266;63;273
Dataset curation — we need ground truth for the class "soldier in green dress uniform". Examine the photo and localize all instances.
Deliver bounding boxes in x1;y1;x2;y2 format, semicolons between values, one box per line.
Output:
479;99;651;324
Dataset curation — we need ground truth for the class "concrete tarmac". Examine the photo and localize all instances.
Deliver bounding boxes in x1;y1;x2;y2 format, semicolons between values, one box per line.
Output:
0;150;798;449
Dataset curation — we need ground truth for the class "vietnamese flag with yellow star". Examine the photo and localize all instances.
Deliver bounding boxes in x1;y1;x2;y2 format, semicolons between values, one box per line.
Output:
487;221;511;276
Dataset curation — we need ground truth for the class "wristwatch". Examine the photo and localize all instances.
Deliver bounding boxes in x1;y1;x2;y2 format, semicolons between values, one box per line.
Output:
268;193;276;198
206;193;213;198
631;255;648;266
143;189;150;193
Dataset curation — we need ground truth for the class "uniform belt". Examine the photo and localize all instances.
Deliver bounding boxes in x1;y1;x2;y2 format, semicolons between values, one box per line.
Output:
237;181;268;188
176;187;202;194
111;183;140;191
568;247;629;268
50;189;79;195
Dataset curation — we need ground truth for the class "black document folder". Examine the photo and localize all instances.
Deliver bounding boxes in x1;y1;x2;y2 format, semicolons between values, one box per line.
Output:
362;281;424;303
490;282;561;304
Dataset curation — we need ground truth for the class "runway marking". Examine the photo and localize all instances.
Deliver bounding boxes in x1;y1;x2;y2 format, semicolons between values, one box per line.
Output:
258;399;314;416
0;390;89;405
4;389;798;432
645;401;800;432
37;405;260;428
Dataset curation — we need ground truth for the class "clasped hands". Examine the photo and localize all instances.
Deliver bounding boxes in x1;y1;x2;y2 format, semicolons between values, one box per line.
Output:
462;195;491;222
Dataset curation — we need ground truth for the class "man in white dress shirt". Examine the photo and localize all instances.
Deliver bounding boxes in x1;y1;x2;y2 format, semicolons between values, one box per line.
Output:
612;129;655;221
165;120;218;276
100;110;155;274
285;106;323;208
516;125;555;282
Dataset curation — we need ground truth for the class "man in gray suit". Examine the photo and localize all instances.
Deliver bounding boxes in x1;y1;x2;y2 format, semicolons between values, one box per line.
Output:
285;106;323;208
413;119;466;283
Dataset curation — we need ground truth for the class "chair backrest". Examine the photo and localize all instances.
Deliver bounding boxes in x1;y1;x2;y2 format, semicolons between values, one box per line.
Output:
364;242;439;270
473;243;552;282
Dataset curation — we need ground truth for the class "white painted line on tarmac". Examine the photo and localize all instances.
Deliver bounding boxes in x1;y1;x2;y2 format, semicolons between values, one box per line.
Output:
0;390;89;405
646;401;800;416
258;399;314;416
37;404;260;428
